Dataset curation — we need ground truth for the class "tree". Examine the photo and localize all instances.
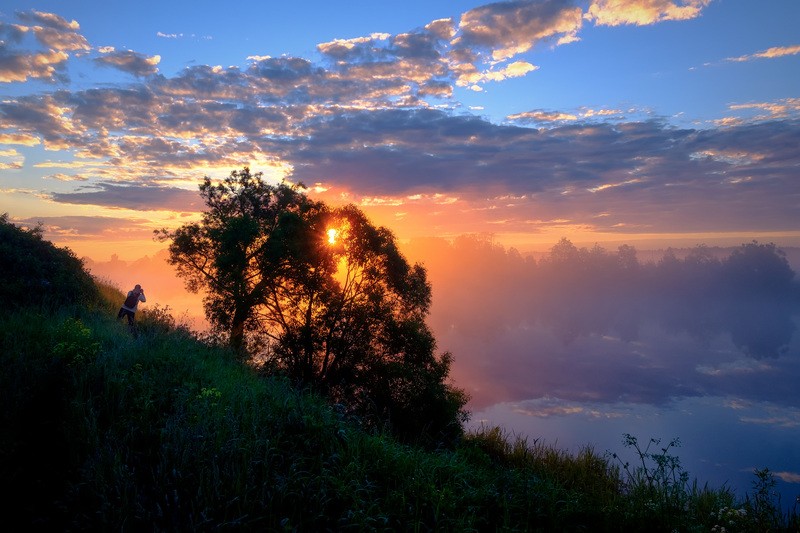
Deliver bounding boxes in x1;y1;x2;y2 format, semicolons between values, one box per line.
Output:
1;213;98;309
723;241;795;296
156;168;323;353
157;168;468;443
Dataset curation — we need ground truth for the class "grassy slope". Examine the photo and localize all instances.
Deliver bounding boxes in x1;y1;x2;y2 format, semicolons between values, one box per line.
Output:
1;225;796;531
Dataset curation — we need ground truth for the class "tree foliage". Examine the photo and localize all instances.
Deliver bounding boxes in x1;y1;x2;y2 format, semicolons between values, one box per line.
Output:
0;213;98;309
157;168;468;443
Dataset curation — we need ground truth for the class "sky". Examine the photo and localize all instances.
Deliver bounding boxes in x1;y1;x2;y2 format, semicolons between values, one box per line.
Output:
1;0;799;261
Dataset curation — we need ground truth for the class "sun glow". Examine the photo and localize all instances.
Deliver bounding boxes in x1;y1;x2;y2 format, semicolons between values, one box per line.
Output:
327;228;338;244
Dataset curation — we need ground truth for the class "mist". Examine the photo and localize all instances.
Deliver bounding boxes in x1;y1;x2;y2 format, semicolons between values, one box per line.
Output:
84;250;207;331
403;237;800;411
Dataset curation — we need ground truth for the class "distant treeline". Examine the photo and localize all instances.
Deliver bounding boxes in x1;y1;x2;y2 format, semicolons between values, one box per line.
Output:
420;237;798;359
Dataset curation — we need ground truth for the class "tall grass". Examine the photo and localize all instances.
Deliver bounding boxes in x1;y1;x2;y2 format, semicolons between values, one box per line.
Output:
2;285;798;531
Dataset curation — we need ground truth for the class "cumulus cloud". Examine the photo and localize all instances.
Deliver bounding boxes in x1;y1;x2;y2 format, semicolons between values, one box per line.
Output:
585;0;712;27
95;49;161;77
4;66;797;234
0;5;796;239
455;0;583;61
0;94;84;147
0;132;41;145
0;48;69;83
16;10;80;33
445;0;582;88
317;33;393;60
30;25;90;52
0;10;88;83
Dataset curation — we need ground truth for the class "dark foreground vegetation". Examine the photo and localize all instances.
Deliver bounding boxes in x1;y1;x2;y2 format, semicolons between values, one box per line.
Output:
2;214;798;531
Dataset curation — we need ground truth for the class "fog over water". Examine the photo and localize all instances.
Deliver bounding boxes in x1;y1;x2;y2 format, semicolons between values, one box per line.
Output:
405;236;800;507
87;238;800;506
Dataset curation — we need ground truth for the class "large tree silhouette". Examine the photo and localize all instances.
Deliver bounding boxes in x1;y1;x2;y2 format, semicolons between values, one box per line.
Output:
157;168;467;443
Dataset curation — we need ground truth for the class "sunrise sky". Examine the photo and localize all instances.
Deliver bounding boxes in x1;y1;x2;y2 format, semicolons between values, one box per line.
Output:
1;0;799;261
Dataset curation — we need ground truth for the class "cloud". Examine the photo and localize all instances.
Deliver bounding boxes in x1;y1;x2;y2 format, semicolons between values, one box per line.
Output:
314;2;583;94
0;5;797;241
455;0;583;61
774;471;800;484
50;182;203;211
0;94;83;147
0;132;41;145
475;60;539;83
0;48;69;83
42;172;89;181
16;10;80;33
281;108;799;233
508;109;579;122
726;44;800;63
2;53;798;235
317;33;393;60
0;11;88;83
18;214;153;238
156;31;211;41
95;49;161;77
316;25;454;104
0;22;29;44
585;0;712;27
0;147;24;169
508;107;626;124
30;25;90;52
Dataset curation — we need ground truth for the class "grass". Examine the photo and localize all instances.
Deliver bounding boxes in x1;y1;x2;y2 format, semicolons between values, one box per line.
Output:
1;284;798;531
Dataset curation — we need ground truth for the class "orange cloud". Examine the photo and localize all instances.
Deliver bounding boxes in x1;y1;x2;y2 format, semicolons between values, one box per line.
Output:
507;110;579;122
0;133;41;146
726;44;800;63
0;49;69;83
586;0;711;27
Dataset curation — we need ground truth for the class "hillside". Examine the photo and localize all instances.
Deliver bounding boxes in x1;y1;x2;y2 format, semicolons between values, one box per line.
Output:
1;215;796;531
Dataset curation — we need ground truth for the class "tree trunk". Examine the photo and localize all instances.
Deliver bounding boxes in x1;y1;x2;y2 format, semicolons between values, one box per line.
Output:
230;304;249;354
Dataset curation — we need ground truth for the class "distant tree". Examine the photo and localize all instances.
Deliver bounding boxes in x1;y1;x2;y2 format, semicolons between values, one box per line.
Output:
616;244;639;271
722;241;795;296
547;237;581;266
157;168;468;443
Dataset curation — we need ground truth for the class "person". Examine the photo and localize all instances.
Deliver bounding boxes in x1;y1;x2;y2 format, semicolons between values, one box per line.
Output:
117;284;146;328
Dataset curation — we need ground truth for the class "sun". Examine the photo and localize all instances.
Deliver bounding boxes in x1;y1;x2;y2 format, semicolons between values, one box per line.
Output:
327;228;338;244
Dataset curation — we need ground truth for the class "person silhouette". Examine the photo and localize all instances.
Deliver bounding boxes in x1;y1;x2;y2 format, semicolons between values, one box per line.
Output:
117;284;146;328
